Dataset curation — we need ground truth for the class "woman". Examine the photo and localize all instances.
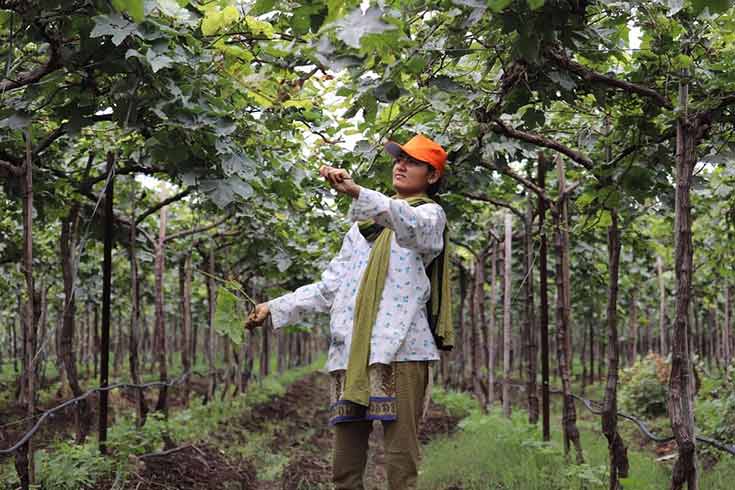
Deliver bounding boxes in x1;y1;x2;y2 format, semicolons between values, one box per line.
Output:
246;134;453;490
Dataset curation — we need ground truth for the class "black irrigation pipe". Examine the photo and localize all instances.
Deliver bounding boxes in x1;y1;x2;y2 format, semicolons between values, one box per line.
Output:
0;369;216;455
507;383;735;457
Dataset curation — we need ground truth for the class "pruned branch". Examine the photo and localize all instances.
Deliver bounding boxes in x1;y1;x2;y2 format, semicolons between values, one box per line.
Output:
456;190;525;219
0;26;63;93
0;158;24;177
489;118;594;170
165;213;234;243
607;128;677;167
135;187;194;225
544;48;673;110
82;163;166;190
479;160;554;205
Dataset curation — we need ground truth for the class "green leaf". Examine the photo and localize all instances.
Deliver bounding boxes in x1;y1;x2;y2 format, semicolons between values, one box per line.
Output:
374;81;401;102
488;0;513;12
692;0;733;14
666;0;685;15
214;288;245;345
244;15;274;37
146;49;173;73
91;14;140;46
222;6;241;25
227;175;254;199
250;0;276;16
521;108;545;129
527;0;545;10
335;7;396;49
0;111;31;129
202;6;241;36
112;0;144;22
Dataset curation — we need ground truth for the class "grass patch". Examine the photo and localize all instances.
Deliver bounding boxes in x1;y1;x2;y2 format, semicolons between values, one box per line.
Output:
423;387;735;490
0;356;325;490
419;408;666;490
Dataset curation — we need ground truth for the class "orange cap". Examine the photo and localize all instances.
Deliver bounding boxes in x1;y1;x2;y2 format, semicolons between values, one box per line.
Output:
384;134;448;176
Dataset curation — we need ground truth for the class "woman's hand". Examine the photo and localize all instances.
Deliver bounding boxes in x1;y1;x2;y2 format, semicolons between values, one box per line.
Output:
245;303;270;330
319;165;360;198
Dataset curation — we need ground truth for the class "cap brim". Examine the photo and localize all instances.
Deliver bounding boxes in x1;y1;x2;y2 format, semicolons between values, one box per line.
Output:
384;141;403;158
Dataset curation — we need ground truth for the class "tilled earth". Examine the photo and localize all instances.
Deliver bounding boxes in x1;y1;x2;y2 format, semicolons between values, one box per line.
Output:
97;371;460;490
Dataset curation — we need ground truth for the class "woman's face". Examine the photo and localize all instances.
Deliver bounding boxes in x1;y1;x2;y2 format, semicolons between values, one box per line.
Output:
392;154;439;196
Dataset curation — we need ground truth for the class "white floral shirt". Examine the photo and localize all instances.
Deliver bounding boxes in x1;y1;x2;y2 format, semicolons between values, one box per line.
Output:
267;187;445;372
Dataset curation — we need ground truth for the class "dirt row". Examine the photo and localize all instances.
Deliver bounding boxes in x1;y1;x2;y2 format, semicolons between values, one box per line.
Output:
103;370;460;490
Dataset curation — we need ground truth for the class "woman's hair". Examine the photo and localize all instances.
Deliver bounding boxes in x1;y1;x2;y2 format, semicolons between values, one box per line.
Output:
426;165;445;197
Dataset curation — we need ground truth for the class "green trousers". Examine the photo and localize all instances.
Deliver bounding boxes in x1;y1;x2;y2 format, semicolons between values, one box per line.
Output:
332;361;429;490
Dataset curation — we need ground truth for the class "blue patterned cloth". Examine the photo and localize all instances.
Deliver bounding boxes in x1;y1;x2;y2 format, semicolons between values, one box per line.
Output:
268;187;445;372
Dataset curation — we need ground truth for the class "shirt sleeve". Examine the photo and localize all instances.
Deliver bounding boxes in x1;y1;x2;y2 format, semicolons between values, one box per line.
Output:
348;186;445;256
267;229;353;329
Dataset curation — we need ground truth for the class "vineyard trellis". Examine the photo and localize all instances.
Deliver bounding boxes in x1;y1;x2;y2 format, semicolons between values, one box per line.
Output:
3;1;735;489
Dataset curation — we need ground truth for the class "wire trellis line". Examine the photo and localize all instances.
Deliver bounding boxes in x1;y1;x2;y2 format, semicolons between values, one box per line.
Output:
505;382;735;457
0;368;217;455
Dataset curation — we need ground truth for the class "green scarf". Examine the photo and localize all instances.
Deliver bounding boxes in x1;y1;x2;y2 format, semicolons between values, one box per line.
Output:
342;194;454;407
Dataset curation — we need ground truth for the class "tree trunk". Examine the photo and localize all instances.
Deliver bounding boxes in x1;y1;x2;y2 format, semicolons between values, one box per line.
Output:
657;255;667;356
537;157;551;441
602;210;629;490
502;212;512;418
20;130;36;486
630;290;638;365
59;204;90;441
154;199;169;413
206;249;216;400
99;152;114;455
712;309;721;370
11;305;19;374
462;266;473;390
487;241;498;407
581;321;588;395
471;253;487;405
179;254;193;404
724;286;731;367
524;202;539;424
93;303;99;379
455;265;467;390
589;316;595;385
646;306;653;355
129;201;147;424
668;72;698;490
554;158;583;463
113;309;124;377
261;317;271;378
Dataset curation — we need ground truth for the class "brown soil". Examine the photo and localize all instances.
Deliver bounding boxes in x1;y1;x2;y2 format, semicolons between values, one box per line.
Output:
94;444;257;490
123;371;459;490
5;370;460;489
269;373;461;490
